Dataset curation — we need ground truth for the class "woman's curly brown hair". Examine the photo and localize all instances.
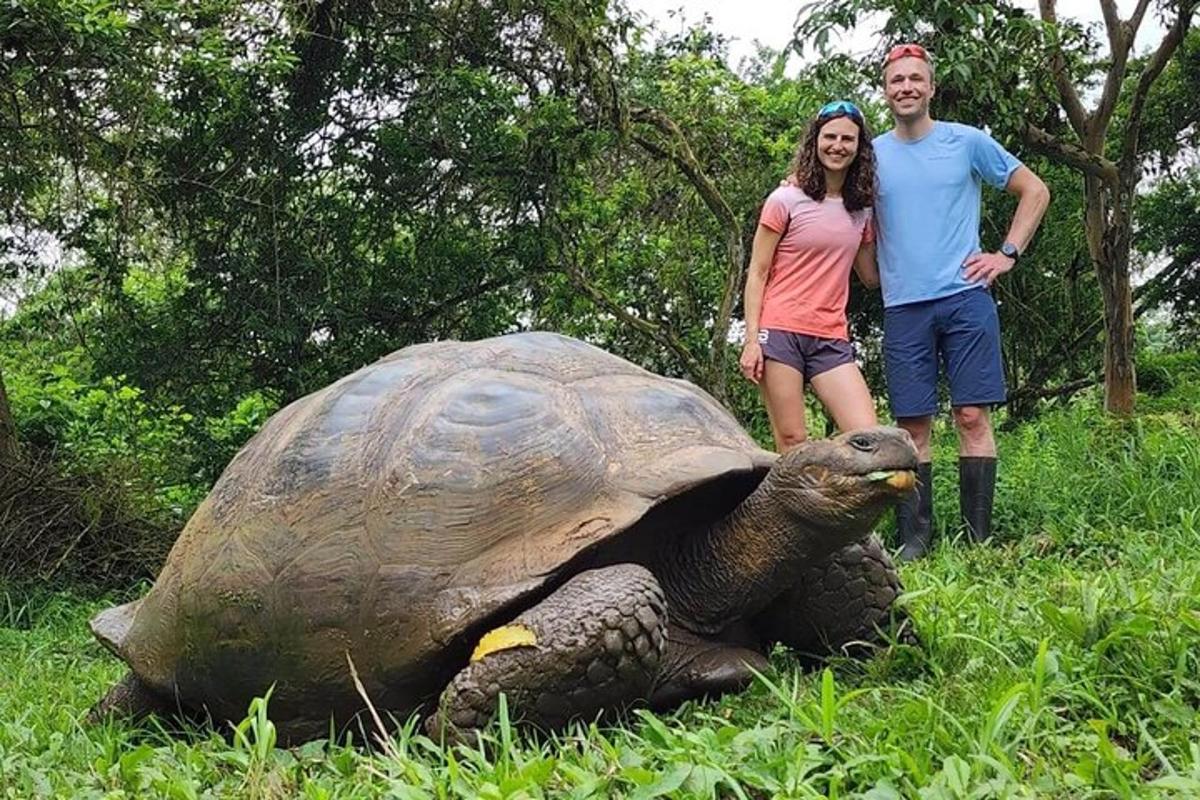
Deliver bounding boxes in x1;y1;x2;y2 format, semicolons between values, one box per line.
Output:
787;110;876;213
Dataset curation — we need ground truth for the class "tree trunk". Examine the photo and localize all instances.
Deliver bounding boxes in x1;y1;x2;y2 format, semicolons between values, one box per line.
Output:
1099;226;1136;416
0;365;17;462
1083;175;1137;416
704;231;745;406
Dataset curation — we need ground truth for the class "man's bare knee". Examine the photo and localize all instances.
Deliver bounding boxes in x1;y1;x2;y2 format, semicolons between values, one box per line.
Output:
953;406;995;455
952;406;991;435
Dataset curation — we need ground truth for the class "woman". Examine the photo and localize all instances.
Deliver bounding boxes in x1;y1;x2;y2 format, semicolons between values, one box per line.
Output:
740;100;880;451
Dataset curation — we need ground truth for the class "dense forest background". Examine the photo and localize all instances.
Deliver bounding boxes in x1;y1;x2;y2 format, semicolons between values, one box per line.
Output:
2;0;1198;587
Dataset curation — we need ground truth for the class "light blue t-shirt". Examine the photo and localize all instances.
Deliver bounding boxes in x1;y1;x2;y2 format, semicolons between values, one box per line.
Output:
873;121;1021;308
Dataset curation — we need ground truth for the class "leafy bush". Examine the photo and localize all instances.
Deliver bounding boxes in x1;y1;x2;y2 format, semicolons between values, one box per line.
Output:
12;363;206;513
5;347;278;521
1;346;279;586
0;453;171;588
1137;349;1200;410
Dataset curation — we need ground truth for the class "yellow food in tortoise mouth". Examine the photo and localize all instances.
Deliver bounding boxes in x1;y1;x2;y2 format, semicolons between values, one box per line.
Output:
470;624;538;662
865;470;917;491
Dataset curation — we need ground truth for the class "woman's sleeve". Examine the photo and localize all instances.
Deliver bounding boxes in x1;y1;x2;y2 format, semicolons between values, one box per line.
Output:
759;190;790;233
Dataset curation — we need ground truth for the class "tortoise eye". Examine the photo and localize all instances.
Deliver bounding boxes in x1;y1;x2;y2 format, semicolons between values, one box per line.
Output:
849;434;875;453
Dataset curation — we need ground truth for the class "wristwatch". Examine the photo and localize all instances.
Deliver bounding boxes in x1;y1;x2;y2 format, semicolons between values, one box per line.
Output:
999;241;1020;262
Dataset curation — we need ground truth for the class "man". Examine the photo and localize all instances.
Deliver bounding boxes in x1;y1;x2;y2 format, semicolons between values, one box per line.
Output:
873;43;1050;560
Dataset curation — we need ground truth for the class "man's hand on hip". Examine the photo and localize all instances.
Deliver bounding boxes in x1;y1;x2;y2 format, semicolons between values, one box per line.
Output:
962;251;1015;286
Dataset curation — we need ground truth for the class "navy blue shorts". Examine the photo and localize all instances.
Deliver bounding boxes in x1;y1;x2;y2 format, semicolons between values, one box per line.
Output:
883;288;1006;418
759;329;855;381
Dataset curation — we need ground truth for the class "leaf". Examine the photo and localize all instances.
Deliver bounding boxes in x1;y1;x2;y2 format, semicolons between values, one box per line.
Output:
628;764;691;800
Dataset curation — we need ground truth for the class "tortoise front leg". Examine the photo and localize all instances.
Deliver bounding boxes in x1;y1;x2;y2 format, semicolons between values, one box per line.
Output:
754;535;911;660
427;564;667;738
87;671;179;724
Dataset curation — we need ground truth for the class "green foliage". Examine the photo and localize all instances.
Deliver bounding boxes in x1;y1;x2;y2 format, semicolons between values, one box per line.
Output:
3;0;1194;445
204;392;279;462
4;0;632;419
1137;167;1200;346
11;360;200;508
4;386;1200;796
1137;349;1200;410
2;341;278;519
1137;29;1200;169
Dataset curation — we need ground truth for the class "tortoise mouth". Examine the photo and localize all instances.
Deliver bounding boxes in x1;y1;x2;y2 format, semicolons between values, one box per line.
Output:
860;468;917;492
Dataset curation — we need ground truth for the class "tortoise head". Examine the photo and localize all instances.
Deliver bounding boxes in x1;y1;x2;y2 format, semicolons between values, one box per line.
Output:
654;426;919;635
764;425;918;538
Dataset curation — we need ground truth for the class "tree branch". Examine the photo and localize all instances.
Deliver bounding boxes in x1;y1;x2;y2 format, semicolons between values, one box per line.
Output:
1022;124;1120;185
1119;1;1198;176
629;107;737;230
1133;253;1194;316
1129;0;1154;37
1093;0;1137;135
1009;374;1100;406
1038;0;1090;138
1098;0;1123;51
562;256;709;385
629;105;743;392
407;275;528;330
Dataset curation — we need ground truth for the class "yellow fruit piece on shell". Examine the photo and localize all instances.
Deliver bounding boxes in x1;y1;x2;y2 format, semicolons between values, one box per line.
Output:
470;624;538;662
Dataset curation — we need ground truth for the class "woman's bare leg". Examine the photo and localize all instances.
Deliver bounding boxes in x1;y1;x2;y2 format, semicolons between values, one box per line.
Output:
760;360;808;451
809;363;876;433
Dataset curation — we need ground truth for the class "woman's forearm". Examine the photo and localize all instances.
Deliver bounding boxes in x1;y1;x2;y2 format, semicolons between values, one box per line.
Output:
743;268;767;336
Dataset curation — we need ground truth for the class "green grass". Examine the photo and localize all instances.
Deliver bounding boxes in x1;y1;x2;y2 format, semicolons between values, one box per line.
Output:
3;395;1200;798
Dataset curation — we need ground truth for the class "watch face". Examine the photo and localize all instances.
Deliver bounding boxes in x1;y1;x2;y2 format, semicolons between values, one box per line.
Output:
1001;243;1019;258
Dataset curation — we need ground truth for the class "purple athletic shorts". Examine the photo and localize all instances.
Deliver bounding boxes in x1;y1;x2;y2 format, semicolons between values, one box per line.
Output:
758;329;855;380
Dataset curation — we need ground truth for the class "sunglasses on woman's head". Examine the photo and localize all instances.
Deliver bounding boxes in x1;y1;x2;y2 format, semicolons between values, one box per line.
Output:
817;100;863;121
885;43;930;64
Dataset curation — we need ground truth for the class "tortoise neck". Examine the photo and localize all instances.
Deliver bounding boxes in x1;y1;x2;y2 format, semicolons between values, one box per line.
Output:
654;473;832;635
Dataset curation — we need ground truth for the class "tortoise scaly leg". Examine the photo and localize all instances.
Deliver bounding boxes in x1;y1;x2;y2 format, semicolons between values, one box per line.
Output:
754;535;912;660
647;626;769;710
87;671;178;724
427;564;668;738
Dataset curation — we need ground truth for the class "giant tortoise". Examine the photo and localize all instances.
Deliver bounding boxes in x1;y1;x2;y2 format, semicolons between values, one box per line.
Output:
90;332;917;740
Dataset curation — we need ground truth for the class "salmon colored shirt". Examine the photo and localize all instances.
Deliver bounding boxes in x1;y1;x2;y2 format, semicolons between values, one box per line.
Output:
757;185;874;341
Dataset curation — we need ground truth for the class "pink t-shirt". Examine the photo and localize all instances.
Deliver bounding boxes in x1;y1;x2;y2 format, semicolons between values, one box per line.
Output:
757;186;874;341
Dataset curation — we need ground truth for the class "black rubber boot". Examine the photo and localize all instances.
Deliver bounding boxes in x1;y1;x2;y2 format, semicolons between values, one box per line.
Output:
959;457;997;543
896;462;933;562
